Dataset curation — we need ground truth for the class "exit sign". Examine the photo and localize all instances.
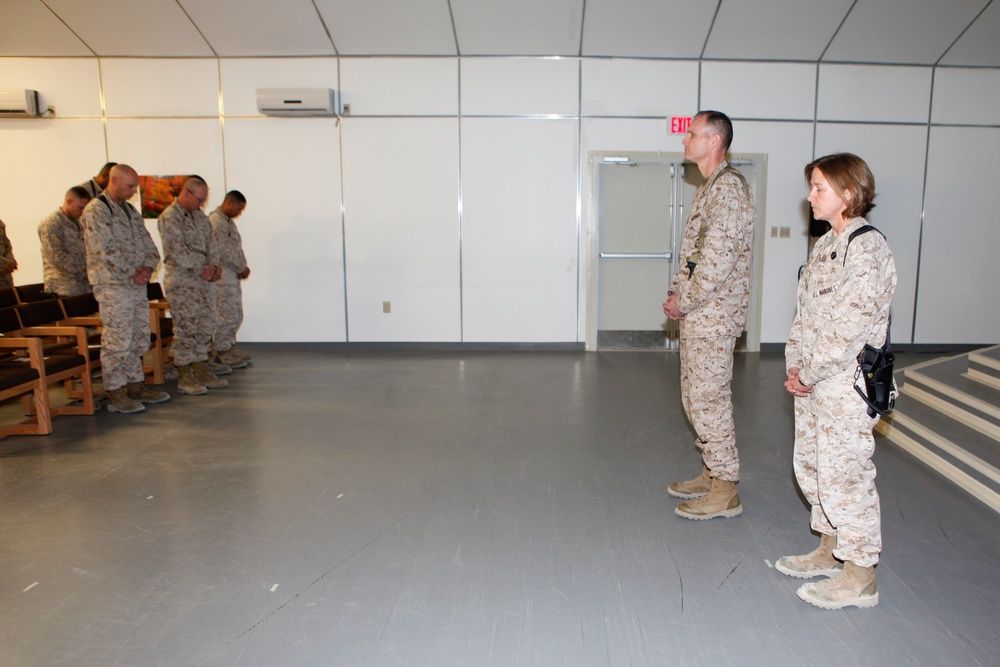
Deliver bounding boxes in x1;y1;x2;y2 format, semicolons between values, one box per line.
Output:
670;116;692;134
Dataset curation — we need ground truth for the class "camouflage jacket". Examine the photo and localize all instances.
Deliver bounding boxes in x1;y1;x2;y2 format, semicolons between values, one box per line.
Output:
786;217;897;387
669;162;756;338
81;195;160;286
0;219;15;280
39;209;90;295
209;208;248;276
158;200;218;276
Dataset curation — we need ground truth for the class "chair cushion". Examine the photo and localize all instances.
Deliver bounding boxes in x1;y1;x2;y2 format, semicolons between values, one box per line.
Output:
0;362;41;391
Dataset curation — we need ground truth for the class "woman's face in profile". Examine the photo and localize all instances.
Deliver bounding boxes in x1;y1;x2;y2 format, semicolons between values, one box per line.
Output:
807;168;848;224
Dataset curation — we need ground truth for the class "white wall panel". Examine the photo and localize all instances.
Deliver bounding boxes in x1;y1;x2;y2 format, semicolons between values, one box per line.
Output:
461;58;578;116
0;119;107;286
915;126;1000;344
729;121;815;344
223;118;345;342
818;65;931;124
0;58;102;117
341;118;460;342
815;124;928;344
102;59;219;117
581;59;698;118
340;58;457;116
931;68;1000;126
462;118;579;342
105;118;226;270
220;58;338;116
701;62;816;120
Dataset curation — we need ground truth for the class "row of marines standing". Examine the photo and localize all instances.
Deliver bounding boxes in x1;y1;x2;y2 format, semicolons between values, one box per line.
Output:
35;163;253;413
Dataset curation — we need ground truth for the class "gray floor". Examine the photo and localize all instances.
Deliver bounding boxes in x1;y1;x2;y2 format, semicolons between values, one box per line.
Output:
0;349;997;667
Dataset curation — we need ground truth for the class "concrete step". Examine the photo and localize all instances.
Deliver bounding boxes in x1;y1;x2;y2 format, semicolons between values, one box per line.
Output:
874;347;1000;515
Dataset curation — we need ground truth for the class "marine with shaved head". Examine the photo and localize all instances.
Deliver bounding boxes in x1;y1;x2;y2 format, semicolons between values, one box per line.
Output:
81;164;170;413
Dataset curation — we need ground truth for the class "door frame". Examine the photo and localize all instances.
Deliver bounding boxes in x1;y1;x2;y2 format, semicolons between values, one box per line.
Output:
585;150;768;352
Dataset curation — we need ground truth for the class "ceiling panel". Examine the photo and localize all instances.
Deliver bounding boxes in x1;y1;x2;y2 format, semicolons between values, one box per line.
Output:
179;0;335;57
44;0;212;57
939;0;1000;67
0;0;92;56
704;0;854;61
451;0;583;56
1;0;999;67
823;0;989;65
317;0;457;56
581;0;716;59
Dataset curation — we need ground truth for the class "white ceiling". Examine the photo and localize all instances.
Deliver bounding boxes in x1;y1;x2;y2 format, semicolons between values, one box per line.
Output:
1;0;998;67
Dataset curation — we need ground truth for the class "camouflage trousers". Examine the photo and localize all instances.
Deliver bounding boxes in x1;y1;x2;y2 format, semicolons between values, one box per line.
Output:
212;273;243;353
0;272;12;288
47;279;91;298
793;370;881;567
165;272;213;367
679;335;739;481
94;283;150;391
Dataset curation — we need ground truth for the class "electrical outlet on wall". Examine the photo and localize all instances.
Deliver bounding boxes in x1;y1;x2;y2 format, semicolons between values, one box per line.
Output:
383;301;391;314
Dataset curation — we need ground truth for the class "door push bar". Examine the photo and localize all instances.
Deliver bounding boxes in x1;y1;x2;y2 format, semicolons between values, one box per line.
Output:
599;252;673;259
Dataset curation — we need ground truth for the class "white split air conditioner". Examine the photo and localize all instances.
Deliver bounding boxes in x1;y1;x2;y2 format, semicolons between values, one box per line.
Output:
256;88;338;117
0;89;42;117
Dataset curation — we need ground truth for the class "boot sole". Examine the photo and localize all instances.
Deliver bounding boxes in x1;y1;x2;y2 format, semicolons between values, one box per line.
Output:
674;505;743;520
177;386;208;396
796;586;879;609
667;487;709;499
775;561;844;579
136;396;171;404
107;403;145;414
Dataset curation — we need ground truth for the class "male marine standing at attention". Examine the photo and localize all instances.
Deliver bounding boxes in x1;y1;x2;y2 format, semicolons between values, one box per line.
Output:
159;176;227;395
662;111;756;520
82;164;170;413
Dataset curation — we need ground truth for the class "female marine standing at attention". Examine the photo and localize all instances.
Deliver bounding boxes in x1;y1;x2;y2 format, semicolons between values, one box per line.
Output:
779;153;897;609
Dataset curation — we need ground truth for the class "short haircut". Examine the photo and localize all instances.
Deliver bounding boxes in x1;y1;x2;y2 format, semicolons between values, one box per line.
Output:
695;110;734;153
224;190;246;204
805;152;876;219
98;162;117;176
183;175;207;190
67;186;91;200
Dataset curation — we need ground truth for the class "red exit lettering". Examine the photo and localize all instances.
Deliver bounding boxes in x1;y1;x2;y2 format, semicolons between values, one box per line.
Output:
670;116;692;134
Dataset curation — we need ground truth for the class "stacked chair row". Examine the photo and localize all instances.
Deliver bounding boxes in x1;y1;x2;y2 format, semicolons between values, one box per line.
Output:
0;283;174;440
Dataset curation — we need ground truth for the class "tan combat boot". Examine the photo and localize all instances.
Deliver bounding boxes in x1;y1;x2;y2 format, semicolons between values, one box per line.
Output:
177;364;208;395
776;533;843;579
675;478;742;520
796;561;878;609
106;387;145;414
217;348;250;368
203;359;233;375
126;381;171;405
668;465;712;499
192;362;228;389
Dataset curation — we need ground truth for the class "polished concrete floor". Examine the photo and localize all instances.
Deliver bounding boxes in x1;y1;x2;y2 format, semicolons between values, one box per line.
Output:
0;349;997;667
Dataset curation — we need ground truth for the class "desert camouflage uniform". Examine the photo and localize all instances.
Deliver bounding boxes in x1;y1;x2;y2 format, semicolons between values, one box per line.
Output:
209;207;248;353
79;179;103;200
0;219;15;287
786;217;897;567
668;162;755;482
81;195;160;391
159;200;218;367
39;209;91;296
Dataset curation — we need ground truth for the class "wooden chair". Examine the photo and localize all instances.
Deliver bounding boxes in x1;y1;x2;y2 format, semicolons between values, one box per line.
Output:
13;300;98;416
145;283;174;385
0;308;52;439
13;283;55;303
0;286;18;309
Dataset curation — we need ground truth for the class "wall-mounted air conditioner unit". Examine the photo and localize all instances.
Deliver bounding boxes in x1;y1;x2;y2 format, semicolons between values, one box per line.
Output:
0;89;42;117
256;88;338;117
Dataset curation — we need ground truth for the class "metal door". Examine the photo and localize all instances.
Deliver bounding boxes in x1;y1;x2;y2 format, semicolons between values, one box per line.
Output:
589;153;764;351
